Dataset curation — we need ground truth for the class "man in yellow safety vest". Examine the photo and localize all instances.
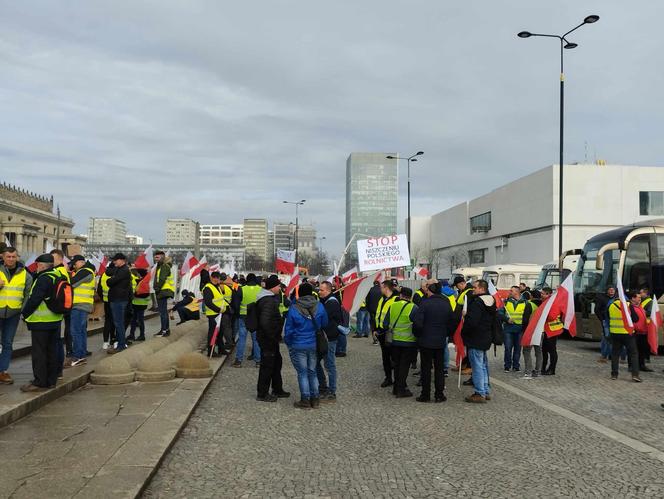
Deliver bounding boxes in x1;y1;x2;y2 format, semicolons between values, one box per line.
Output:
66;255;95;367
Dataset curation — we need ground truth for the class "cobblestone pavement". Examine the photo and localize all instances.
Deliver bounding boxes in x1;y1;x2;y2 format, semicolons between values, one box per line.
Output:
144;337;664;498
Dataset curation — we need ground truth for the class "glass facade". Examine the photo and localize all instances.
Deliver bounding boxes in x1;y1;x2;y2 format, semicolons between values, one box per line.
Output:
345;153;398;258
640;191;664;216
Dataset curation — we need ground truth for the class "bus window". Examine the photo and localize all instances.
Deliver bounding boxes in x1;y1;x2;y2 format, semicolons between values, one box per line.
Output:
521;273;540;289
651;234;664;297
623;235;650;292
498;273;515;288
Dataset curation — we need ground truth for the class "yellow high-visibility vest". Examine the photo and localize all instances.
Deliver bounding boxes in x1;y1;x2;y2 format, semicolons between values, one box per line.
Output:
0;267;27;310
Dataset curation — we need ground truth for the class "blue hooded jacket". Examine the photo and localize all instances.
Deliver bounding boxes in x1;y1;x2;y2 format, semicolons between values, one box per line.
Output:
284;295;328;350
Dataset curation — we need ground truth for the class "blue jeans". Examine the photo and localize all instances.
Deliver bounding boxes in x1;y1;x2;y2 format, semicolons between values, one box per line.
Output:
356;310;370;336
157;298;170;332
109;301;128;350
235;317;261;362
70;308;89;360
316;340;337;394
336;333;347;354
468;348;490;397
503;331;522;370
0;314;21;372
443;342;450;371
600;320;612;358
289;347;319;400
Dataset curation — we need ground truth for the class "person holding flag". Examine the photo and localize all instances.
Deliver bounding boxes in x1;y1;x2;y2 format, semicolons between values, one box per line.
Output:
630;292;652;373
153;250;175;337
203;272;230;357
499;286;531;373
539;287;563;376
608;279;641;382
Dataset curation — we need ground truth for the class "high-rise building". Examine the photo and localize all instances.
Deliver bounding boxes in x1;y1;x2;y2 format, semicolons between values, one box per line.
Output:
243;218;268;263
273;222;317;256
267;230;275;261
166;218;199;245
88;218;127;244
199;224;244;245
125;234;144;245
345;153;398;256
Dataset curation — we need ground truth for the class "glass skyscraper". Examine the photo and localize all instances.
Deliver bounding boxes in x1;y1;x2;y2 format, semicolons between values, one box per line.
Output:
345;153;398;259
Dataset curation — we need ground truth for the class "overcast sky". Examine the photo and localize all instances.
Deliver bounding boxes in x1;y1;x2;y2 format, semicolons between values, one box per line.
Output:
2;1;663;257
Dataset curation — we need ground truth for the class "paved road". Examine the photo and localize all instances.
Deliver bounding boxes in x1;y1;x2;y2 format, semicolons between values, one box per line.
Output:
144;337;664;498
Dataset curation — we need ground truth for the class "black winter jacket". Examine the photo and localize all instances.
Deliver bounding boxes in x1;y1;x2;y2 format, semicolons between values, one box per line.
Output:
22;268;61;331
412;294;458;349
461;293;497;351
365;285;382;315
321;294;343;341
256;289;283;351
105;263;132;302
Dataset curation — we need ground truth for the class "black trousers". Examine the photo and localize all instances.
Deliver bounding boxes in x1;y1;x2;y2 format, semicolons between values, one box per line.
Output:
420;347;445;399
377;332;393;381
63;313;72;355
257;346;283;396
31;328;59;388
542;335;558;373
103;302;115;343
220;314;233;349
391;345;418;394
636;334;649;369
176;307;200;324
611;334;638;376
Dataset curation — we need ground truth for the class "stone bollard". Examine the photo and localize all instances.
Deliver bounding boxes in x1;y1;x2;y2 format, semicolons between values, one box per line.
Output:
135;327;207;382
176;352;213;378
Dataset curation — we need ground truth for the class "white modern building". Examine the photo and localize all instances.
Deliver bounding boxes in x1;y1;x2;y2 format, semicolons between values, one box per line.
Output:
411;164;664;278
272;222;317;256
199;224;244;245
88;218;127;244
125;234;144;245
166;218;199;245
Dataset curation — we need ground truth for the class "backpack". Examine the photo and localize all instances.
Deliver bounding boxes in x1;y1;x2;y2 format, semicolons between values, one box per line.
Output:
245;302;259;333
46;273;73;314
491;310;503;346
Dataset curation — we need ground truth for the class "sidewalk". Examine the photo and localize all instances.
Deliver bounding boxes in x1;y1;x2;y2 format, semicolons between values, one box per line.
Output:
0;317;161;428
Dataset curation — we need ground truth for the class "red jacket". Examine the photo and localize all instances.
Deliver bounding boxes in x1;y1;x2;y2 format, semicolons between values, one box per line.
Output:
544;299;564;337
633;305;647;334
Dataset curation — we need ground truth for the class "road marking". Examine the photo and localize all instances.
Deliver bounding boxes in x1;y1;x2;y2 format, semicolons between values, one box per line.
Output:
491;377;664;463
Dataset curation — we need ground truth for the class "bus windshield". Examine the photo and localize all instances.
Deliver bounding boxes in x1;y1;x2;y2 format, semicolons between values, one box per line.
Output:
574;241;619;295
535;268;560;289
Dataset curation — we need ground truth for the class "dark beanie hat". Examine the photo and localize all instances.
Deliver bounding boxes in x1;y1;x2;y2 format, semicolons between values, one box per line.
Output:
298;282;313;296
400;286;413;299
453;276;466;286
265;274;281;290
35;253;54;264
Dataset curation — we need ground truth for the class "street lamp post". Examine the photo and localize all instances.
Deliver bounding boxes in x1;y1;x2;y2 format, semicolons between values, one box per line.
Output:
283;199;306;259
386;151;423;257
518;14;599;271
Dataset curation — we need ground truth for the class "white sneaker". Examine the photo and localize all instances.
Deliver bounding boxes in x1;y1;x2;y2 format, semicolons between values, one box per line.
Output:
113;342;118;349
522;373;532;379
102;342;109;350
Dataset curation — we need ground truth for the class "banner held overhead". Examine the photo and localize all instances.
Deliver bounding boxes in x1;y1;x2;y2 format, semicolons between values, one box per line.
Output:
356;234;410;272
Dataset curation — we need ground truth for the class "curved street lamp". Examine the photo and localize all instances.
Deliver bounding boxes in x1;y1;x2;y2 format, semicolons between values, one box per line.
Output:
386;151;424;255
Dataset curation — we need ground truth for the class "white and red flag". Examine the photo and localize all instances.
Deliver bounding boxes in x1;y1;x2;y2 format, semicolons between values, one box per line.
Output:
180;251;199;276
341;266;358;284
521;274;577;346
521;294;555;347
341;271;381;316
209;314;222;358
559;273;577;336
413;266;428;278
452;295;468;367
24;253;38;273
190;256;208;278
488;280;504;309
285;267;301;297
616;276;635;334
275;249;296;275
648;296;662;355
135;265;155;296
134;245;154;270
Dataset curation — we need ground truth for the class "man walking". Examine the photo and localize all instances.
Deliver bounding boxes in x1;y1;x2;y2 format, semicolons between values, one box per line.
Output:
153;250;175;336
105;254;132;354
66;255;95;367
462;280;497;403
255;275;290;402
0;247;32;384
412;283;456;402
317;281;342;403
21;254;63;392
388;287;419;398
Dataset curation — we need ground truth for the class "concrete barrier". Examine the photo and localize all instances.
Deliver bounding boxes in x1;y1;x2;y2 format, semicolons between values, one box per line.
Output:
176;352;213;378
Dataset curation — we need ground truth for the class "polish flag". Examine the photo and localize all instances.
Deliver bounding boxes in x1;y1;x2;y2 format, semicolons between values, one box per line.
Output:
24;253;38;273
134;245;154;270
452;295;468;367
616;276;634;334
285;267;301;297
209;314;222;357
488;280;504;309
521;294;555;347
96;255;108;276
648;296;662;355
190;256;208;278
413;266;428;278
341;271;382;316
275;249;296;275
135;266;155;296
342;266;358;284
559;273;577;336
180;251;198;276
